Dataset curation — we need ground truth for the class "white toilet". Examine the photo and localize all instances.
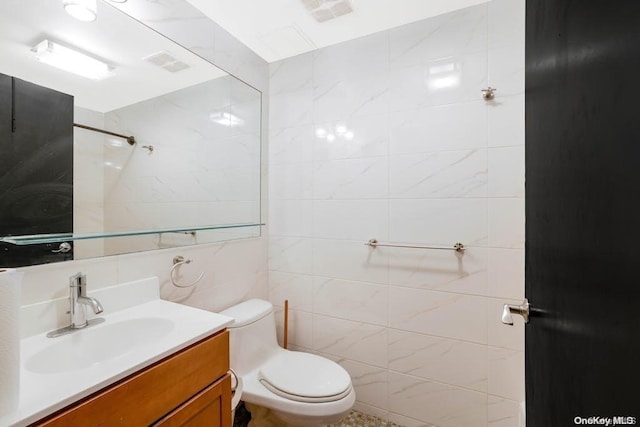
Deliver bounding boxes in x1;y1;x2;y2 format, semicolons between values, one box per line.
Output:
220;299;355;426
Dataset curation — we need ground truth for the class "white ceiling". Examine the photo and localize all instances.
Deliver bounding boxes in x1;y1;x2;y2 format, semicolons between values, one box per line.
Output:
185;0;490;63
0;0;490;111
0;0;225;112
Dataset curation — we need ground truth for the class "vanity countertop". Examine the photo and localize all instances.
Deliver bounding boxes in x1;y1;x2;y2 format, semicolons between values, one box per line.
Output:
0;278;233;427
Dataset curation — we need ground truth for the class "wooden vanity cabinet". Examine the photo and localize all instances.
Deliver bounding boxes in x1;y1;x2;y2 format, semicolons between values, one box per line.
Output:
34;330;231;427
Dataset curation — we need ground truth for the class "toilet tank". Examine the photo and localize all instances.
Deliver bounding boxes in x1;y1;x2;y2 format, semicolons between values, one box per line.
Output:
219;299;279;375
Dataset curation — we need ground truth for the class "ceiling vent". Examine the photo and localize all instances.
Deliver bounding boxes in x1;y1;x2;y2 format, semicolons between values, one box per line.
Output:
300;0;354;23
143;51;190;73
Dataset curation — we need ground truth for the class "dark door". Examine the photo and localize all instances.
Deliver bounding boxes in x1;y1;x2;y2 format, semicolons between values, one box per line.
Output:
0;74;74;266
525;0;640;425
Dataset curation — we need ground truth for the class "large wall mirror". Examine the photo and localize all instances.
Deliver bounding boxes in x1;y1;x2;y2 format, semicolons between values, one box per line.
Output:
0;0;262;267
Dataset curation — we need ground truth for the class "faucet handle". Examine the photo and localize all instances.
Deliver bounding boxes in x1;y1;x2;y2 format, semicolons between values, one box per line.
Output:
69;272;87;294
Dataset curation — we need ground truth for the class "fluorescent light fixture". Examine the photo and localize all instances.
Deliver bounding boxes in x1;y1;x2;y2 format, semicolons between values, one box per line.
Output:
33;40;111;80
209;112;244;127
63;0;97;22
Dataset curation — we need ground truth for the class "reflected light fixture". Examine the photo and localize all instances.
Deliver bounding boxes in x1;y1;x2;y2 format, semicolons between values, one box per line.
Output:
32;40;111;80
63;0;97;22
426;59;461;91
209;111;244;127
315;124;355;142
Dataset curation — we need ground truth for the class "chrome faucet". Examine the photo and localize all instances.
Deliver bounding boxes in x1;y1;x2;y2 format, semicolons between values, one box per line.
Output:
47;273;105;338
69;272;103;328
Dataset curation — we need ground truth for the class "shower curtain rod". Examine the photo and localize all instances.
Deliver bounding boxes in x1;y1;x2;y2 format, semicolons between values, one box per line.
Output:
73;123;136;146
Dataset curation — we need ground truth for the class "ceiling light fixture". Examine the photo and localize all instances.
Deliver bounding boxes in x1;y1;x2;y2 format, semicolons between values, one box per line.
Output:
32;40;112;80
63;0;97;22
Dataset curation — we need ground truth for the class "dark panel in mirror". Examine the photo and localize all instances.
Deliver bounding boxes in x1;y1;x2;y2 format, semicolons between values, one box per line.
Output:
0;73;74;267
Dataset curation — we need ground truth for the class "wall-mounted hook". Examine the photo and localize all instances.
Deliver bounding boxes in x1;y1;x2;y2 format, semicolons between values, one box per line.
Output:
142;145;154;153
481;87;497;101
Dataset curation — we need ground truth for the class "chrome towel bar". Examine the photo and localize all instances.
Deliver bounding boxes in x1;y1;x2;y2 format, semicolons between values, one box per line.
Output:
365;238;465;253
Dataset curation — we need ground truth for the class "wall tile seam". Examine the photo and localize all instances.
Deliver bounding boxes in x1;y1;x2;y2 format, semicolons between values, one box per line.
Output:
270;150;491;163
269;273;392;287
266;272;519;283
276;309;504;350
388;49;491;71
388;98;521;113
310;76;392;93
307;312;390;329
268;120;519;138
267;146;525;162
384;325;490;348
486;393;524;404
265;268;522;289
268;276;518;301
271;197;496;202
373;368;491;398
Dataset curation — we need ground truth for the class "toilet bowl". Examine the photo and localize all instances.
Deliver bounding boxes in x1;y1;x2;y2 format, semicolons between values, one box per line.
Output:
220;299;355;426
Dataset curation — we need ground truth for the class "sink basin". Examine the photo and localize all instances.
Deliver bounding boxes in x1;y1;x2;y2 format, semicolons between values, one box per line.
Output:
3;278;234;427
26;317;175;374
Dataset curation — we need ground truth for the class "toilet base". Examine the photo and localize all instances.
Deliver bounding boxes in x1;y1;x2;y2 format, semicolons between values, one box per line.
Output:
246;403;289;427
246;402;350;427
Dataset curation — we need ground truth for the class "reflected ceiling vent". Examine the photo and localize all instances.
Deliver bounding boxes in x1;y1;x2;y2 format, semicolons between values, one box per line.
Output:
143;51;190;73
301;0;354;23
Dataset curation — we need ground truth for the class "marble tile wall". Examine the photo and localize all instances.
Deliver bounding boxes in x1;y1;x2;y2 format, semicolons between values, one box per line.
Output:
73;106;106;259
267;0;525;426
102;76;261;255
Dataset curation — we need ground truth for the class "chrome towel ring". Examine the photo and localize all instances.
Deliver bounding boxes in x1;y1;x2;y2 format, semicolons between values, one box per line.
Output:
170;255;205;288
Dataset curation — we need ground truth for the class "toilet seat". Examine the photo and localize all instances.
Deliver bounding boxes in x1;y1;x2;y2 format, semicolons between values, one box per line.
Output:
258;352;352;403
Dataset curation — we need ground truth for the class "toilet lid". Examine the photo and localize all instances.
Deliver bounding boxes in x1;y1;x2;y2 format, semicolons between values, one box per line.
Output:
258;352;352;403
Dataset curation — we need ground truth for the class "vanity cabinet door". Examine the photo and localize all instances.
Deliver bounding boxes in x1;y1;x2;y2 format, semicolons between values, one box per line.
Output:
34;331;230;427
153;374;232;427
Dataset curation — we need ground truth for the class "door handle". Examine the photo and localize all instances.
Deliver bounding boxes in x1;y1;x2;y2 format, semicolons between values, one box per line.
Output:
52;242;72;253
501;298;530;325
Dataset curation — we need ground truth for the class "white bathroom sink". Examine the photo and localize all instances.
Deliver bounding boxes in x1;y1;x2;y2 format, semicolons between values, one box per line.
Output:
26;317;175;374
1;278;234;427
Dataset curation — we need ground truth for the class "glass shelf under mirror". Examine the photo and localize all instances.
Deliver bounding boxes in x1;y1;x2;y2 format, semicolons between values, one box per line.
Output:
0;223;265;246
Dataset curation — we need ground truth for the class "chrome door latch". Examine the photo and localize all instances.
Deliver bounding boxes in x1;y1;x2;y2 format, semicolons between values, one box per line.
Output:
501;298;530;325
